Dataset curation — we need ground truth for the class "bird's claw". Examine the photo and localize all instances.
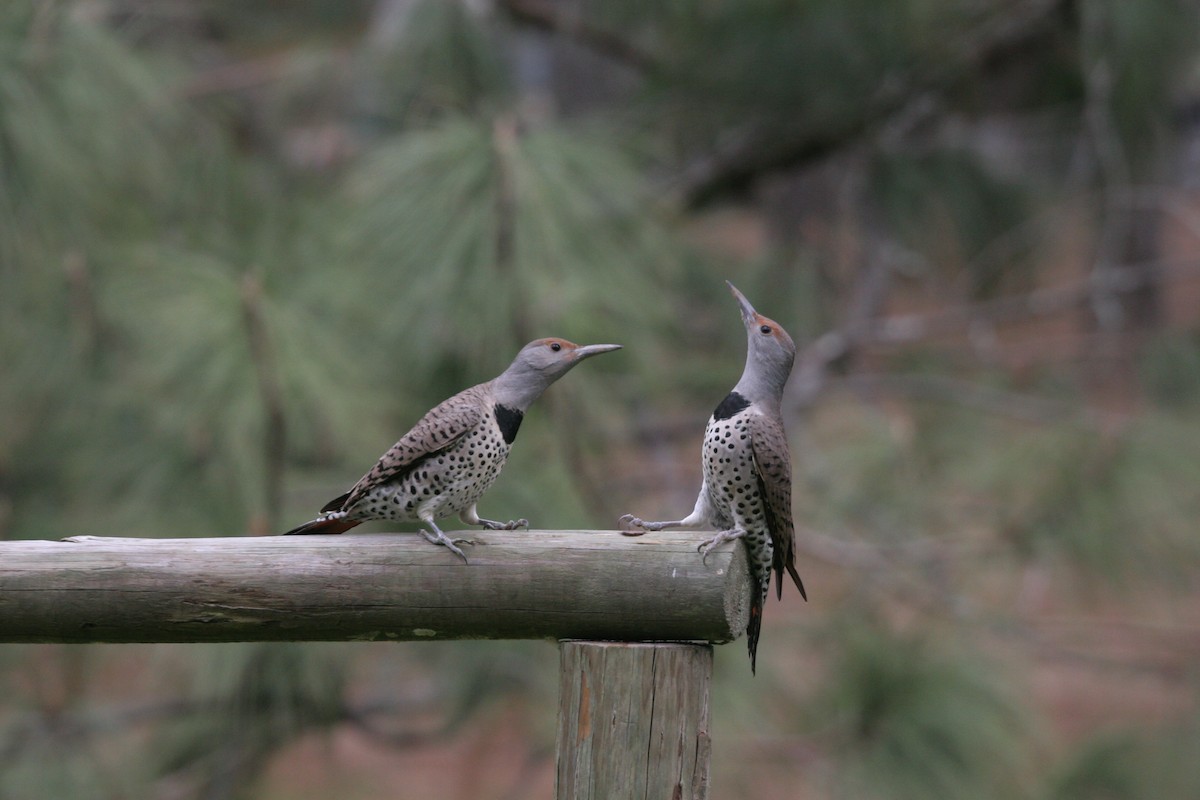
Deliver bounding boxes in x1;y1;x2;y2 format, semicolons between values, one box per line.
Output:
618;513;651;535
480;518;528;531
442;539;470;564
697;530;743;564
419;529;472;563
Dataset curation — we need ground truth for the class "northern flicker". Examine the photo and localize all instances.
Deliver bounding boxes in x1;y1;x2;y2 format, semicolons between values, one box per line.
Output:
619;282;805;672
284;338;621;561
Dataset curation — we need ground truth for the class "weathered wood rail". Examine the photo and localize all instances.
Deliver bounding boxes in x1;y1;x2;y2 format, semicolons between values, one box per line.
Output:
0;530;749;800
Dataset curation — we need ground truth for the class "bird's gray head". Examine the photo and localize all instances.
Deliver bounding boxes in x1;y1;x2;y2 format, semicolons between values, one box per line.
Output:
493;338;622;410
728;281;795;402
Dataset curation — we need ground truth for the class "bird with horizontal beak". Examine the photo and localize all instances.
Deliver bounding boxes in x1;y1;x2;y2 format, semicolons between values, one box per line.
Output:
285;338;622;561
620;282;805;672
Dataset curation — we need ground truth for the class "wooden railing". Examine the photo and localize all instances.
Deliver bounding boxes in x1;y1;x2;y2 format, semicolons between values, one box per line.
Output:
0;530;750;799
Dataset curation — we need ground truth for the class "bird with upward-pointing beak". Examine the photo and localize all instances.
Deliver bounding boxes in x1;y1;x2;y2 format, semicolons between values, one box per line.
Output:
285;338;622;561
620;282;805;672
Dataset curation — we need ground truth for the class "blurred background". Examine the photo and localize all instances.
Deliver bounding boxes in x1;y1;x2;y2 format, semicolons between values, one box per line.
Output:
2;0;1200;797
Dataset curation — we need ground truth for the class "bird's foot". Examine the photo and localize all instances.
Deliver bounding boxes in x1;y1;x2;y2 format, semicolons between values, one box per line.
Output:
618;514;667;536
419;528;475;563
698;529;744;563
478;517;528;531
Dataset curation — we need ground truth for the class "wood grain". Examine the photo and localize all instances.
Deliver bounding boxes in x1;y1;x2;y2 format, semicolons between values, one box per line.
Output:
557;641;712;800
0;531;750;645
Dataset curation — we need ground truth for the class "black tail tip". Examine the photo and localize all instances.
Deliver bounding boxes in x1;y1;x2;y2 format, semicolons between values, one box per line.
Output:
281;517;355;536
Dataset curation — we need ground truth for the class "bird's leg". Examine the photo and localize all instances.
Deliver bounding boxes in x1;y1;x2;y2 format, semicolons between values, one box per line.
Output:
617;514;693;535
697;528;745;563
459;505;528;531
418;516;474;563
619;492;712;536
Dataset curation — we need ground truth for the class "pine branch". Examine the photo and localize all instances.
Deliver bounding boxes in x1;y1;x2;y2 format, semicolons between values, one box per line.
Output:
675;0;1071;208
785;252;1200;415
496;0;658;73
180;53;296;98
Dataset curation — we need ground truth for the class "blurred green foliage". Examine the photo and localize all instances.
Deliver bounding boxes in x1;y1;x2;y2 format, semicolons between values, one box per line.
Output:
819;620;1033;800
1046;717;1200;800
1;0;1199;798
871;151;1030;296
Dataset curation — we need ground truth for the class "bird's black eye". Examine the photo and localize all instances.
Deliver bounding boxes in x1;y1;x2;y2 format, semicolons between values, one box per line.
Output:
760;325;772;335
550;342;562;352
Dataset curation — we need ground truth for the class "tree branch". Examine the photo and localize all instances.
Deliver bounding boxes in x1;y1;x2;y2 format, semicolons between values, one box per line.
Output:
676;0;1070;208
496;0;658;73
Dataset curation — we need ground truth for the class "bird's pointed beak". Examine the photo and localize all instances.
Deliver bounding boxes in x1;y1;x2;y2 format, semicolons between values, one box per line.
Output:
573;343;623;360
726;281;757;324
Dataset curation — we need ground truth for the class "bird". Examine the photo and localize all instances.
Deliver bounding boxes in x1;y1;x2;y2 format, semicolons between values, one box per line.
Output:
284;338;622;561
619;282;805;672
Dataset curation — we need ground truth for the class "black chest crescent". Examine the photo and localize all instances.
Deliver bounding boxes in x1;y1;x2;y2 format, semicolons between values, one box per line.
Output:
493;404;524;444
712;391;751;421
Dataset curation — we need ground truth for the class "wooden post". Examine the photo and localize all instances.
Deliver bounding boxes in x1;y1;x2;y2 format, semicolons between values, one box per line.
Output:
557;641;712;800
1;531;746;797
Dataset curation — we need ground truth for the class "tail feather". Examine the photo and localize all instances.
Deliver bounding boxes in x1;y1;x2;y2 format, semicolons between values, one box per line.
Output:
282;516;361;536
746;596;763;675
320;491;352;515
774;552;807;601
786;561;807;601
